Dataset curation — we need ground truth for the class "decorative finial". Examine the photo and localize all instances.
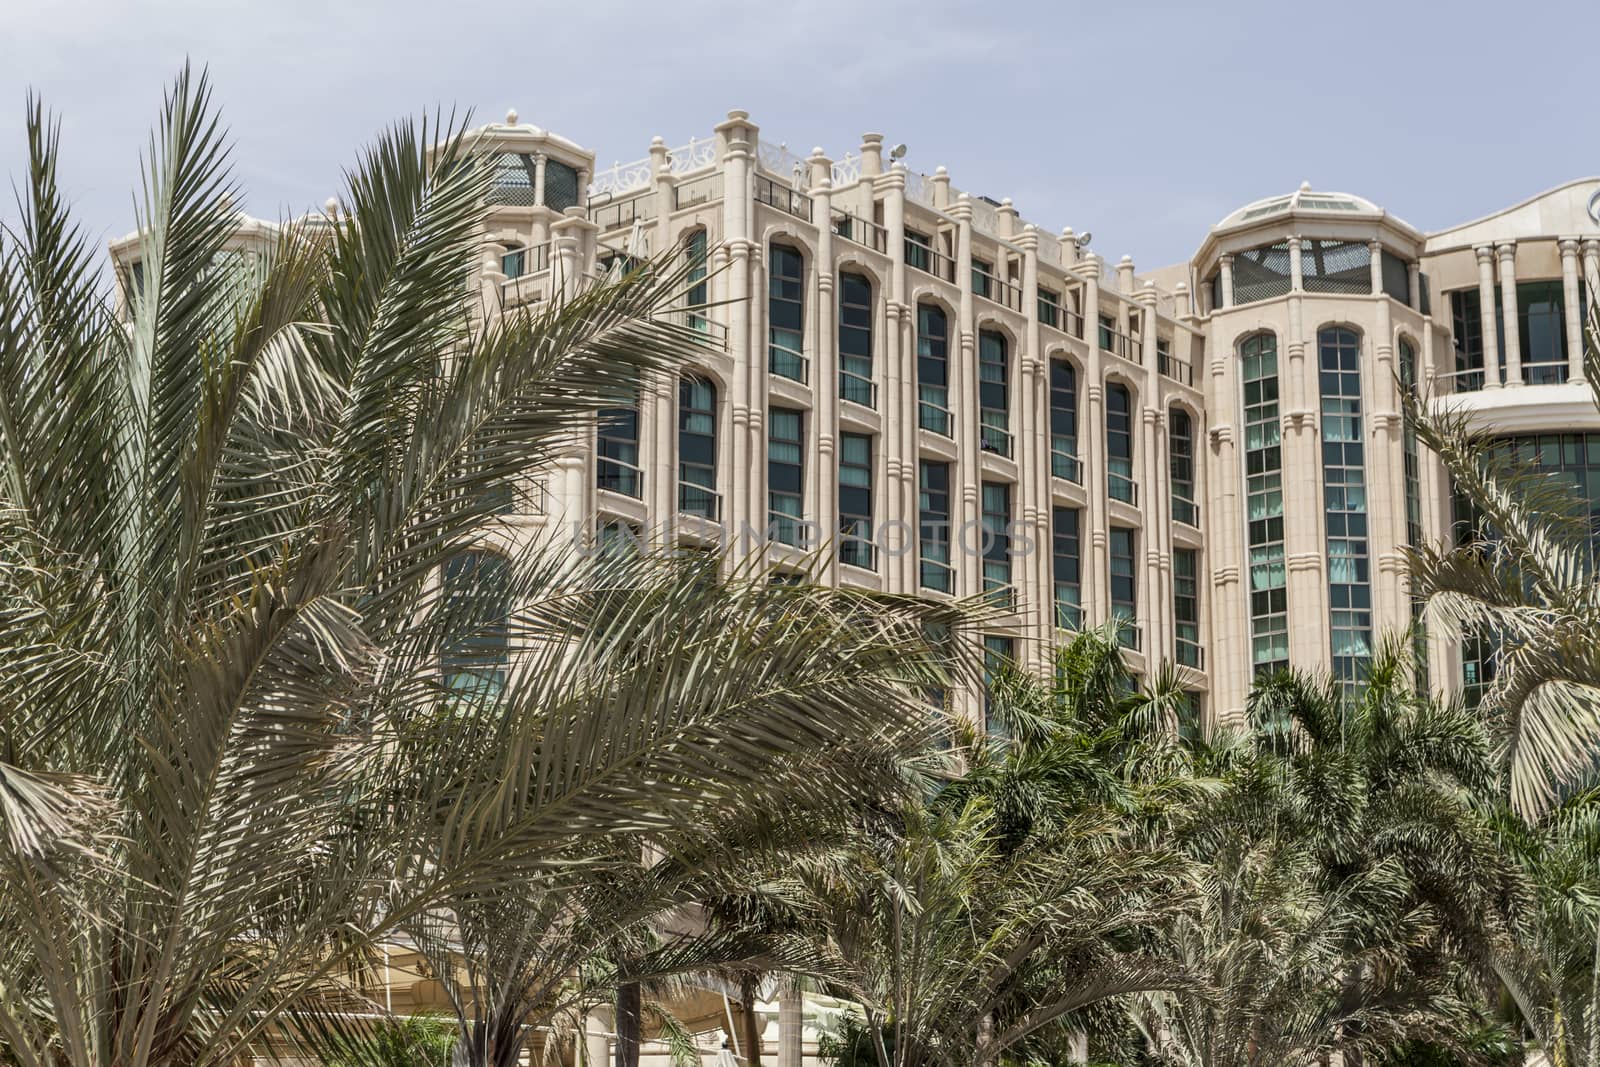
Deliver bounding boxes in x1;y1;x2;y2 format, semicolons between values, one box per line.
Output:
505;108;519;125
324;197;339;217
1299;180;1312;192
1001;197;1013;208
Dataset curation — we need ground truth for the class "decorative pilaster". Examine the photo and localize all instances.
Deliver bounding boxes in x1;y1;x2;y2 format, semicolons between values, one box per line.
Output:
1497;242;1522;386
1560;238;1585;384
1474;246;1502;388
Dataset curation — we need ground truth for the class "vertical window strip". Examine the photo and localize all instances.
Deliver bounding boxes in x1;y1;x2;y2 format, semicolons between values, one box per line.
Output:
1106;383;1136;504
1243;333;1288;674
1049;361;1080;482
1170;408;1197;525
767;407;804;546
839;272;875;407
917;303;951;435
678;375;719;519
1174;547;1201;667
768;244;806;382
978;330;1011;457
1319;327;1372;682
839;433;875;569
981;481;1012;602
1052;506;1082;629
918;460;953;592
597;393;642;498
1109;526;1138;648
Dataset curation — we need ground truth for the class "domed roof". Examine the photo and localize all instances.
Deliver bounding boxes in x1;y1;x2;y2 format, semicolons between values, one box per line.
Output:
1214;181;1383;231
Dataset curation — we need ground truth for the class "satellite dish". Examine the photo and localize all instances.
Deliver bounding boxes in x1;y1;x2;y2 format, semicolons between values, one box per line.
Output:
889;143;908;160
1075;231;1093;247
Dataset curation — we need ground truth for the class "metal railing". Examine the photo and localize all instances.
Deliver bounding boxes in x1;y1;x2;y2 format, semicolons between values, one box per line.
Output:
500;241;551;281
673;172;723;210
755;175;812;221
839;536;877;571
1101;329;1143;364
1051;448;1082;484
1109;472;1138;505
919;398;953;437
979;422;1013;458
678;483;723;522
1176;639;1205;670
919;557;954;594
1116;619;1143;651
840;371;877;408
905;239;956;283
1172;495;1199;528
1435;366;1487;393
588;190;656;231
769;342;810;384
972;267;1023;312
982;580;1017;611
597;456;644;498
1159;351;1194;386
831;209;888;254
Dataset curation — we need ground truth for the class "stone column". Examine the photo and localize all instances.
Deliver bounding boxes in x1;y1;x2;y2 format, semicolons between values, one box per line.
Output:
1218;254;1235;309
1136;288;1167;664
533;151;548;209
1283;276;1324;671
719;113;755;553
584;1009;612;1067
1368;293;1405;634
951;195;981;725
1017;226;1049;666
777;978;803;1067
1561;238;1585;385
1497;242;1522;386
1407;261;1422;312
1368;240;1384;296
1288;236;1303;291
1081;257;1109;621
1475;246;1502;388
811;154;839;583
884;163;914;592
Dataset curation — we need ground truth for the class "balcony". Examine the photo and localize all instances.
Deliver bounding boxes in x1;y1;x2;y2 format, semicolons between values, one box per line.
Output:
1100;327;1143;364
840;536;877;571
1051;448;1082;484
919;397;953;437
1054;598;1082;630
1109;472;1138;506
920;557;954;594
769;341;810;384
831;209;888;254
840;370;877;409
588;189;656;232
1176;638;1204;670
982;580;1016;611
673;172;723;210
979;422;1013;459
1172;495;1199;528
905;239;956;283
597;456;643;499
972;266;1023;312
678;483;723;522
1040;301;1085;339
1115;619;1143;651
1159;351;1194;387
755;175;812;222
500;241;551;282
677;312;730;351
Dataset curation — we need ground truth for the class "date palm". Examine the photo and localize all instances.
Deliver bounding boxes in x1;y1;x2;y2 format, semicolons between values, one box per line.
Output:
0;69;959;1067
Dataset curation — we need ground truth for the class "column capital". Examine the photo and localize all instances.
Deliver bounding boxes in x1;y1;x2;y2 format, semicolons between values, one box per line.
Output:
1218;252;1235;265
1582;238;1600;255
1495;240;1518;261
1559;237;1582;256
1473;244;1495;263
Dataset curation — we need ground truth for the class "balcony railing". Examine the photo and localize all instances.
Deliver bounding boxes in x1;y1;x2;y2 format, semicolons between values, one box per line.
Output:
1525;360;1570;386
919;398;953;437
831;209;888;254
500;241;551;281
770;342;810;384
674;311;730;351
840;536;877;571
1176;639;1205;670
920;557;954;594
588;190;656;232
972;266;1023;312
1109;472;1138;505
982;581;1017;611
1101;328;1143;363
1051;448;1082;484
597;456;644;498
673;172;723;210
1054;597;1083;631
1115;618;1143;651
755;175;812;221
1173;495;1199;528
678;483;723;522
1159;351;1194;386
905;239;956;283
840;371;877;408
1436;365;1487;393
979;422;1013;459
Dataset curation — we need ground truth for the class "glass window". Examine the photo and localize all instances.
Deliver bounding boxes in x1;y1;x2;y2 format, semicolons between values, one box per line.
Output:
678;375;719;519
1242;332;1288;674
1380;250;1410;304
1174;547;1201;668
972;256;993;300
1449;289;1486;390
1050;361;1080;482
1052;506;1082;630
1106;383;1136;504
768;407;804;547
839;272;875;406
1038;286;1061;328
1169;408;1197;527
1518;280;1568;384
597;394;641;498
543;159;581;213
982;634;1015;735
905;229;932;273
441;550;511;700
1399;338;1428;689
1109;526;1137;648
686;230;709;332
917;303;952;436
769;244;806;382
981;481;1012;602
1319;327;1371;682
978;330;1010;457
839;433;874;570
919;459;953;592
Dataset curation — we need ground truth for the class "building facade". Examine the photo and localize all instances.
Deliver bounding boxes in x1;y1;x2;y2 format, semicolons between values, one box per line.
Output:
109;109;1600;734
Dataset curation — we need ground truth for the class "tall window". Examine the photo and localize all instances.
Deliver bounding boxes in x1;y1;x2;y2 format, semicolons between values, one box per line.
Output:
982;634;1015;735
1320;326;1372;682
1038;286;1062;329
839;433;874;570
1174;548;1201;668
1106;383;1136;504
981;481;1012;602
678;375;719;519
1169;407;1197;526
1050;361;1080;482
1052;506;1082;629
686;230;709;332
543;160;581;212
978;330;1011;457
1243;333;1287;674
917;303;952;435
1518;280;1568;384
1109;526;1137;649
441;550;511;699
597;395;641;498
839;271;875;407
1399;337;1428;688
919;460;953;592
1449;288;1502;390
768;407;804;546
769;243;806;382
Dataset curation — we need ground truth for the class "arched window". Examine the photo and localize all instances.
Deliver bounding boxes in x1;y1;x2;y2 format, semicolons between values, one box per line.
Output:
839;272;875;407
978;330;1010;457
441;550;511;699
1105;383;1135;504
678;375;719;520
768;244;806;382
1049;361;1080;482
1241;332;1287;674
917;304;951;435
1169;408;1197;526
685;230;709;333
597;392;641;498
1318;326;1371;681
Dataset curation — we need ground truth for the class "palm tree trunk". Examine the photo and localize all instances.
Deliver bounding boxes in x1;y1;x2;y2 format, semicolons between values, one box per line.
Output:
739;974;763;1067
975;1011;995;1067
614;982;641;1067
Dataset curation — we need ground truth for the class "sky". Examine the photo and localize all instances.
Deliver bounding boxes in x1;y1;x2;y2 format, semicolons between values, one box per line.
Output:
3;0;1598;270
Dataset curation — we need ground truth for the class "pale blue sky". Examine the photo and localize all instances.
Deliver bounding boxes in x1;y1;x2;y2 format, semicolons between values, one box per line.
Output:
3;0;1597;268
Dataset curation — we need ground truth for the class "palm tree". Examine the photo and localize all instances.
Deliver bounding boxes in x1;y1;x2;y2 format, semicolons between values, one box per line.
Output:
0;69;963;1067
1405;293;1600;819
